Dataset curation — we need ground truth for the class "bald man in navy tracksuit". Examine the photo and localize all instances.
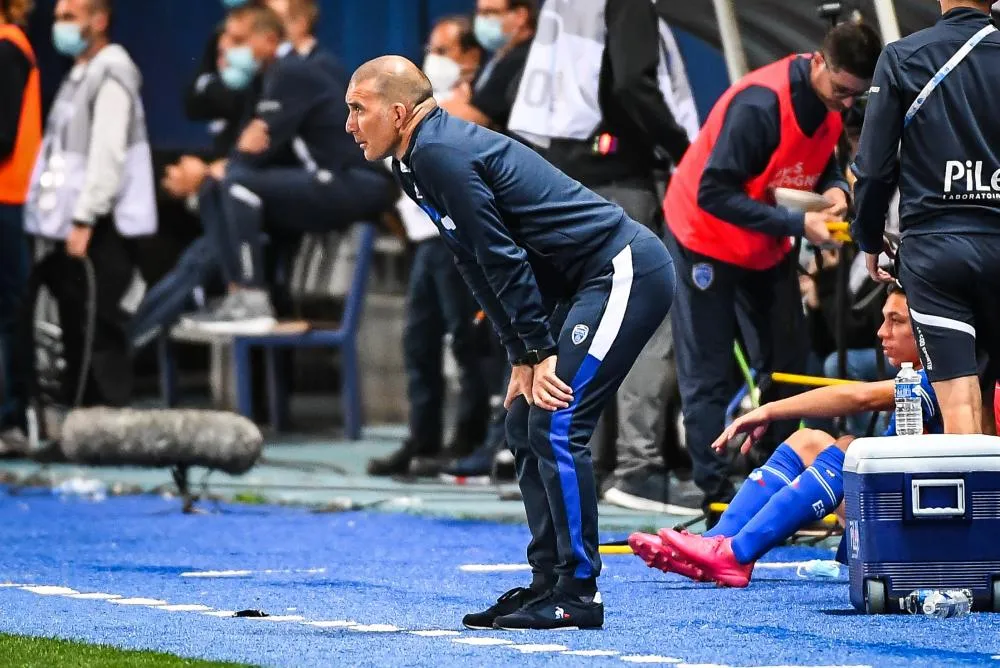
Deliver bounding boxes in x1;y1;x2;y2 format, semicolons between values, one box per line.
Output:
347;57;676;631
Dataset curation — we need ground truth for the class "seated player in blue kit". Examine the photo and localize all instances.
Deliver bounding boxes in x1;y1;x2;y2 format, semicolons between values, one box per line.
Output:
630;284;943;587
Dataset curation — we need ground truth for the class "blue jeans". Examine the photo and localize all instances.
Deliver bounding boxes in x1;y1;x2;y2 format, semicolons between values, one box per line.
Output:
0;203;28;429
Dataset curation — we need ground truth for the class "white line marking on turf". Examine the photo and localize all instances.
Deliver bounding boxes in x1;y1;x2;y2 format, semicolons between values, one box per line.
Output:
452;637;514;646
509;644;569;653
408;630;461;637
21;586;78;595
350;624;401;632
159;604;214;612
67;592;122;600
305;620;358;628
179;568;326;578
0;583;25;588
621;656;682;664
247;615;305;622
111;598;167;606
459;564;532;572
203;611;236;617
564;649;621;656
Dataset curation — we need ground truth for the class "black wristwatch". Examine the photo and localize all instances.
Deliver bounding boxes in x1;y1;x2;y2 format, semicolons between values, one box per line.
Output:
516;347;559;366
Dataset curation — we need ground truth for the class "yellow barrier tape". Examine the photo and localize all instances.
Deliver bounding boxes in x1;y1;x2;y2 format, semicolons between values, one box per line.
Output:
598;545;634;555
771;372;861;387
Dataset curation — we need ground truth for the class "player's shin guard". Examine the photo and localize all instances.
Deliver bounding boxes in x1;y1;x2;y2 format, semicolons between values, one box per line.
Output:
705;443;804;538
729;445;845;564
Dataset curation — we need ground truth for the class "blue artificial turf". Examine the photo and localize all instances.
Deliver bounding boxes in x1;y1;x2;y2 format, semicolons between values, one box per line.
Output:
1;487;998;667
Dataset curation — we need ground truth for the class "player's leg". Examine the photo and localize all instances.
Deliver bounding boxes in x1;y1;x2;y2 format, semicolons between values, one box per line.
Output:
661;433;852;587
632;428;819;577
898;234;981;433
462;394;556;629
496;236;674;630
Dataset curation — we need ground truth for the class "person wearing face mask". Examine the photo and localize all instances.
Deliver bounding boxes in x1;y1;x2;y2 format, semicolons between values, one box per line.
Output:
178;5;395;335
439;0;536;132
0;0;41;450
367;15;490;478
422;15;483;100
23;0;155;408
661;21;881;520
181;0;263;163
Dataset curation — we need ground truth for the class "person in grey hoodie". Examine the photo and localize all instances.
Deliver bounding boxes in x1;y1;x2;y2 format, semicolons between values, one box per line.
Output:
24;0;156;408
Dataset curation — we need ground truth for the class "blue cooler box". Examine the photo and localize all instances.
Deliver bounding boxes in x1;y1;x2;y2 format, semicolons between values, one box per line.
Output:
844;435;1000;614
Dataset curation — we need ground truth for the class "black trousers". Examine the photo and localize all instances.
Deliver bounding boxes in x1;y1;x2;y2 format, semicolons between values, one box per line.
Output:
34;218;136;407
666;231;808;505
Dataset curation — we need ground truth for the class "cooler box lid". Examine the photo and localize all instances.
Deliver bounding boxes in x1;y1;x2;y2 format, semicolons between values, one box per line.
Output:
844;435;1000;474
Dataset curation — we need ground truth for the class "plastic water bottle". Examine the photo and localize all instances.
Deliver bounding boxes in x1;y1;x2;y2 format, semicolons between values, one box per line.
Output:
894;362;923;436
900;589;972;618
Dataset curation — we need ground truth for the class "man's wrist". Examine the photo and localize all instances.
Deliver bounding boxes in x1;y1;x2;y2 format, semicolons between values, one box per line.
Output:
515;346;559;366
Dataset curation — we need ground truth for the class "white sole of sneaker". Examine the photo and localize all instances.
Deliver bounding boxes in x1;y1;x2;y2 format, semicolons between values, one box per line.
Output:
494;625;587;631
461;623;494;631
185;317;277;336
603;487;702;516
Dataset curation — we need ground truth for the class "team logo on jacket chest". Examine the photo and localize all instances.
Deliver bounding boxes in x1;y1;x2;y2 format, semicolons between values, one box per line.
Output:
692;262;714;290
572;324;589;345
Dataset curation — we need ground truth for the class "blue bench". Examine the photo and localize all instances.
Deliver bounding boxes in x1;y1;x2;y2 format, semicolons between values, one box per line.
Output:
158;222;378;440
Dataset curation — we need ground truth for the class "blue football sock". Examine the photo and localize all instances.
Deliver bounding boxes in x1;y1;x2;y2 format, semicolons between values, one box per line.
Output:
704;443;804;538
731;445;846;564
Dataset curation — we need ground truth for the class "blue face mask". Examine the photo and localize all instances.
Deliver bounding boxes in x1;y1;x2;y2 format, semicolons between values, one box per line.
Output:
52;21;89;58
221;0;250;8
474;15;508;52
225;45;260;75
220;66;253;90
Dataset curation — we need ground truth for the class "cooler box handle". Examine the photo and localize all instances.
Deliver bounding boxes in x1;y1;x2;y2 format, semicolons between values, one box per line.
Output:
910;478;965;517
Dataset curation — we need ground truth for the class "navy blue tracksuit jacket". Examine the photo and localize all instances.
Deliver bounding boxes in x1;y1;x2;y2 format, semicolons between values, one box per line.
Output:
852;7;1000;381
393;107;675;591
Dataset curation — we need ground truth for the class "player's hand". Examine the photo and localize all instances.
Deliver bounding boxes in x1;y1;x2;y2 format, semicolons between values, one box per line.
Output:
711;406;772;455
531;355;573;411
238;119;270;154
504;364;535;409
803;211;839;248
821;187;849;219
66;223;93;258
865;251;894;284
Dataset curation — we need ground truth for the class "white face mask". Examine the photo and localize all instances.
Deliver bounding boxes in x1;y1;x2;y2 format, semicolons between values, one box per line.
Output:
422;53;462;97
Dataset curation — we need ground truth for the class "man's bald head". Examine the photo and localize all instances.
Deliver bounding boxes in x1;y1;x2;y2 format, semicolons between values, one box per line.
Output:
350;56;433;108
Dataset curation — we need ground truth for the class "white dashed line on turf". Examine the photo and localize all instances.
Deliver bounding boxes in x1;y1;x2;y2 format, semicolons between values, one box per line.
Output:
159;604;214;612
5;581;873;666
452;637;514;646
349;624;401;632
509;643;569;653
21;586;78;595
565;650;621;657
620;657;682;664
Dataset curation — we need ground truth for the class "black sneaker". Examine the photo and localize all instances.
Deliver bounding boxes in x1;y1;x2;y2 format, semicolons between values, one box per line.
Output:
493;589;604;631
462;587;542;630
366;443;415;477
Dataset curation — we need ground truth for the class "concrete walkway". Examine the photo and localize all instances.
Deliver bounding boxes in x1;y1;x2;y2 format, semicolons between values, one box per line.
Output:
0;425;703;534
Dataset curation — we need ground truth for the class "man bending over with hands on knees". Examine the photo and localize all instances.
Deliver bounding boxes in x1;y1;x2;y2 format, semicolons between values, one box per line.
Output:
346;55;676;630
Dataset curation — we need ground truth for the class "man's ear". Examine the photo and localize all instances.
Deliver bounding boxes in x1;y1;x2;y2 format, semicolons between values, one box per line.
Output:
391;102;408;129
